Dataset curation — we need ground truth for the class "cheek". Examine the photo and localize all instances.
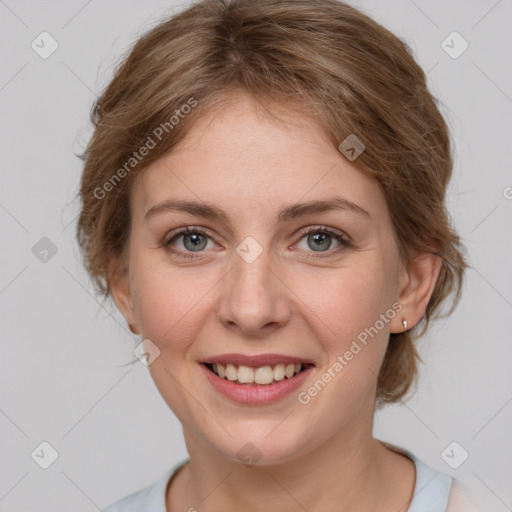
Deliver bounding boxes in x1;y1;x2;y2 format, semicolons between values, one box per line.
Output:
292;264;395;394
309;285;390;408
296;265;391;338
132;258;218;352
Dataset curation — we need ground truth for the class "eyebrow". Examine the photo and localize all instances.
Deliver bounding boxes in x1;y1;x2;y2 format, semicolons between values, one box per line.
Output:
144;196;371;224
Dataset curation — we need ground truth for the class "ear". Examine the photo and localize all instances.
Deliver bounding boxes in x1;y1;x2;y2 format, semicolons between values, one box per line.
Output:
108;255;140;335
390;243;443;334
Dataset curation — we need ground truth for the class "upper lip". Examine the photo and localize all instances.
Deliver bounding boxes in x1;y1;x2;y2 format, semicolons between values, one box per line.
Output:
201;353;315;367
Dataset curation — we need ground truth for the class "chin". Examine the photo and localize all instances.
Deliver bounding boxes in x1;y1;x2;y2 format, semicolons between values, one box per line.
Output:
203;426;310;467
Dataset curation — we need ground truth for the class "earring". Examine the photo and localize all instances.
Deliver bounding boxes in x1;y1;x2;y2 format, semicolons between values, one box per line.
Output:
402;319;408;331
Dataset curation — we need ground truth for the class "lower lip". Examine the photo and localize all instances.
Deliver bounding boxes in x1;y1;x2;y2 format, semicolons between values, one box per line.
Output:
200;363;314;405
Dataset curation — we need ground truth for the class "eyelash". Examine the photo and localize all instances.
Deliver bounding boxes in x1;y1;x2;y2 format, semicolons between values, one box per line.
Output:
163;225;350;260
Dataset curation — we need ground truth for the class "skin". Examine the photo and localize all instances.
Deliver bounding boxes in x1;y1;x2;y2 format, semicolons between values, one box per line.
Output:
110;93;442;512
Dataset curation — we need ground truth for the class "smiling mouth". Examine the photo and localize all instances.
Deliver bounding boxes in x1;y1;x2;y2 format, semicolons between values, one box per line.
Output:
203;362;313;386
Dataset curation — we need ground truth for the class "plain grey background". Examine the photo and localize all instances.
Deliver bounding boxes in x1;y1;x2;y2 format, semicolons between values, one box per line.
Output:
1;0;511;510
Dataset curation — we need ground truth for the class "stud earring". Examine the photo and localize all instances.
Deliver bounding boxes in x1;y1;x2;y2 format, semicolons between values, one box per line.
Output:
402;319;408;331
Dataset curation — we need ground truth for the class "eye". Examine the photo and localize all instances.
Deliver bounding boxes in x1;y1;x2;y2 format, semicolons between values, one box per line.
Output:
163;227;216;259
294;225;350;258
163;225;350;260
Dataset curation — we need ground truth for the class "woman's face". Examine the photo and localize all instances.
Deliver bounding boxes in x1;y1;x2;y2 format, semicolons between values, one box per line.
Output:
113;95;411;465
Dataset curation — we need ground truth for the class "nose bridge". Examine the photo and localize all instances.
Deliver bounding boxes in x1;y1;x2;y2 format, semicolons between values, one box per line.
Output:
233;241;272;296
217;235;289;334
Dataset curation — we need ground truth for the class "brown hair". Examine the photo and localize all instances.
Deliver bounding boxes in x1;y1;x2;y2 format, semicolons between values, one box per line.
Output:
76;0;469;405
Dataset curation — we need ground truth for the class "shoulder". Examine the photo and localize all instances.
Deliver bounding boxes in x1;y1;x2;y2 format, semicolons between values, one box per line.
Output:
408;453;453;511
446;479;487;512
102;486;152;512
380;441;454;512
102;466;177;512
385;444;486;512
102;475;168;512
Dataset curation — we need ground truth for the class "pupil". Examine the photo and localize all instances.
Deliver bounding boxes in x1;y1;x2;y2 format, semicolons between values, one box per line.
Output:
185;233;206;251
309;233;331;251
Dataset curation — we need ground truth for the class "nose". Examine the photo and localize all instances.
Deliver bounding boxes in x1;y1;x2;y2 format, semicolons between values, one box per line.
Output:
216;249;291;338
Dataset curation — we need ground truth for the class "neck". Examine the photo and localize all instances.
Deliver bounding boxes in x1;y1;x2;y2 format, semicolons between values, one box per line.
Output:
167;415;415;512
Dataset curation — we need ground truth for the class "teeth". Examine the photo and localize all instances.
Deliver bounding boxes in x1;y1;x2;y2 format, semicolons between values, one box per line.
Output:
273;364;285;381
225;363;237;381
211;362;304;384
216;363;226;378
254;366;274;384
238;365;255;383
285;364;294;378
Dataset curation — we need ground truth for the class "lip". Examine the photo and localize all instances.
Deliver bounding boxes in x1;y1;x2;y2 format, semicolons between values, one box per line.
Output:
200;362;314;405
201;353;316;368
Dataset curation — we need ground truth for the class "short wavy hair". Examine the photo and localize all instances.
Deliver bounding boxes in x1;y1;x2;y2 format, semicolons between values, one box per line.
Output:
76;0;469;405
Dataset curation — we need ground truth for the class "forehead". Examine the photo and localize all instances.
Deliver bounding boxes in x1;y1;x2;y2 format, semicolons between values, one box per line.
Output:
131;95;386;222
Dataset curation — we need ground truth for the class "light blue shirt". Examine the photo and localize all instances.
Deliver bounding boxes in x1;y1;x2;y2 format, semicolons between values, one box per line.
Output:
103;448;454;511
